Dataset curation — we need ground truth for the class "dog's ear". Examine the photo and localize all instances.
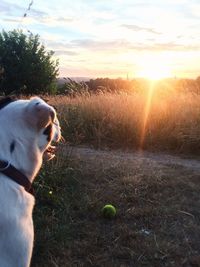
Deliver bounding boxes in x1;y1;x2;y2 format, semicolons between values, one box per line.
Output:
25;97;55;130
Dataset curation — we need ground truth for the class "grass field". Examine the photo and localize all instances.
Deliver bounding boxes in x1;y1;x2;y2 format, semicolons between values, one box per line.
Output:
31;146;200;267
51;89;200;154
31;89;200;266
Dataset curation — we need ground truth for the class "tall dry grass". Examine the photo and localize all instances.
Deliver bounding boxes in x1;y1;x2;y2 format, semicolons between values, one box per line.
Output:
50;88;200;154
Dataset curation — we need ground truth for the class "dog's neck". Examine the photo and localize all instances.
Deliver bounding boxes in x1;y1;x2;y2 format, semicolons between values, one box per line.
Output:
19;143;43;182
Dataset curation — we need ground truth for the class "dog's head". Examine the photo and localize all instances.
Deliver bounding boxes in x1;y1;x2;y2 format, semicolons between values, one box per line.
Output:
0;96;61;180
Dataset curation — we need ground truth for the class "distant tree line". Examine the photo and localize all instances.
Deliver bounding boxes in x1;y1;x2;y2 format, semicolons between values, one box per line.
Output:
58;77;200;96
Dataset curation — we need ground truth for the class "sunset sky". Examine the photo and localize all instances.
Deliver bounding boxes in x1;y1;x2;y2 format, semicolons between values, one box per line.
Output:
1;0;200;79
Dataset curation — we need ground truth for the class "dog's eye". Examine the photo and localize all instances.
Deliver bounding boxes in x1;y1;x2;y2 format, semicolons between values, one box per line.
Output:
10;141;15;153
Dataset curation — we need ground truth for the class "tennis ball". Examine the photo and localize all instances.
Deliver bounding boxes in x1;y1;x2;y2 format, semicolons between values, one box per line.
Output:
102;204;117;219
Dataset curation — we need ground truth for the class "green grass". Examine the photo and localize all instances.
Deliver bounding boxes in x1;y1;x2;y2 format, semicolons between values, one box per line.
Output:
31;149;88;266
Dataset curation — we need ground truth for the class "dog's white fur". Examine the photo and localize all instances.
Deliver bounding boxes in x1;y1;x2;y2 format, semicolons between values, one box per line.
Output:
0;97;61;267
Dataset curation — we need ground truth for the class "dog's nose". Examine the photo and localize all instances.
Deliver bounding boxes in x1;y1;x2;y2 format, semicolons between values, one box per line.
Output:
50;109;55;122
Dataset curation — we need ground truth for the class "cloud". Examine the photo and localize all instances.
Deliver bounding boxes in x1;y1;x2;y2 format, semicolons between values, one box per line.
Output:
15;13;75;28
0;1;11;14
40;16;74;27
65;38;200;53
3;18;19;23
55;50;78;56
46;40;75;50
0;1;24;16
29;8;47;17
121;24;161;35
70;39;132;51
0;1;47;26
129;42;200;52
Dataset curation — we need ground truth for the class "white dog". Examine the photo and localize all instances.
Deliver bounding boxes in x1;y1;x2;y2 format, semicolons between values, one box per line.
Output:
0;96;61;267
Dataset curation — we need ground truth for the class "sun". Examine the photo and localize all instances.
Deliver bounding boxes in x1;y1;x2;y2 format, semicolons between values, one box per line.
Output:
137;60;172;80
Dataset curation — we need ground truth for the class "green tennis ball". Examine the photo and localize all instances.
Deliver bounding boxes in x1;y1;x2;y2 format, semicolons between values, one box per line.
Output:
102;204;117;218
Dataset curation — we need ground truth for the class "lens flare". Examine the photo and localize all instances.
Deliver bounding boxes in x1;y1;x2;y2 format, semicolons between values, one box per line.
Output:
139;81;155;150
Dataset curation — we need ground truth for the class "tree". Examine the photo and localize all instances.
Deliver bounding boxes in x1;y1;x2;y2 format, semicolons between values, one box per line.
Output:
0;30;59;95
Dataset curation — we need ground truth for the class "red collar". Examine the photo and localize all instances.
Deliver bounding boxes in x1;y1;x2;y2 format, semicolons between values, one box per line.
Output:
0;160;34;196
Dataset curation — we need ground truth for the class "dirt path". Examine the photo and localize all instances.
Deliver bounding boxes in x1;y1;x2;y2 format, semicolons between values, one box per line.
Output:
67;146;200;173
60;146;200;267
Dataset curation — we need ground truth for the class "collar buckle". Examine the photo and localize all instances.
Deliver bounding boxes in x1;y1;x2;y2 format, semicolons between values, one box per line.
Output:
0;160;11;171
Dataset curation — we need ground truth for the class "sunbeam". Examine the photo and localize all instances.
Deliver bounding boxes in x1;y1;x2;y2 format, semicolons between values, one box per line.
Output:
139;81;155;150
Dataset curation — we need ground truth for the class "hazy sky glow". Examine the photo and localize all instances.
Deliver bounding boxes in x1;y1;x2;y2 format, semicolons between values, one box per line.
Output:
1;0;200;78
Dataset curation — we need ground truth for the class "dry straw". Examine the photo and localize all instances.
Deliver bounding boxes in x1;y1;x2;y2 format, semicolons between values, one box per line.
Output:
50;89;200;154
